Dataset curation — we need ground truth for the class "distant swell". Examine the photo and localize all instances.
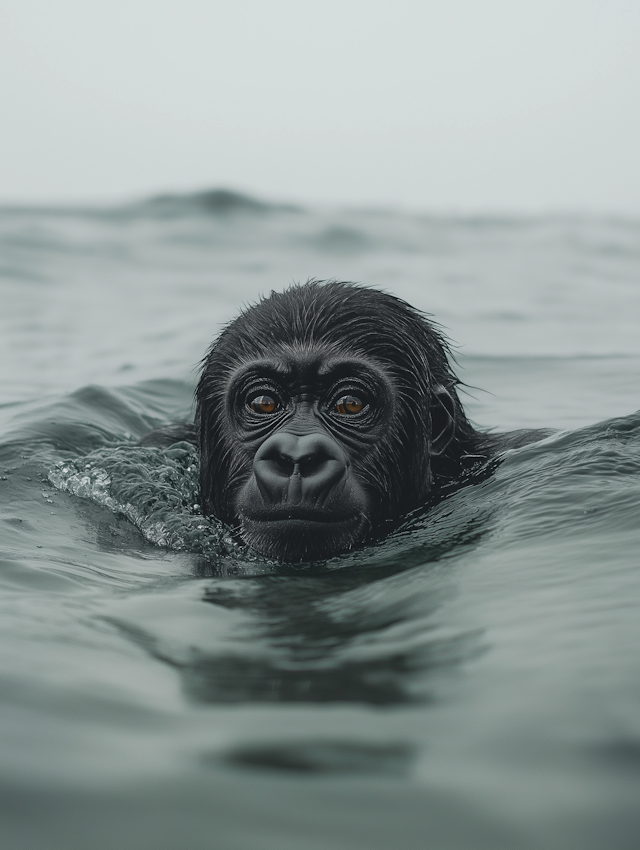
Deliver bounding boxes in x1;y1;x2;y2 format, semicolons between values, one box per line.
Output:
136;188;301;217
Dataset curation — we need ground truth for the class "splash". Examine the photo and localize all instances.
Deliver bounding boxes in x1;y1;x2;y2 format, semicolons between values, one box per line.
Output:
49;441;239;557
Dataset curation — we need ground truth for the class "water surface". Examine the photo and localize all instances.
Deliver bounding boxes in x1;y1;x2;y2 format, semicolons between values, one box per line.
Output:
1;192;639;849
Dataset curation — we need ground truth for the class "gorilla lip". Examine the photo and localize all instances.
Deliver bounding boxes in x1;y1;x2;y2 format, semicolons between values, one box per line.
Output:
240;506;356;523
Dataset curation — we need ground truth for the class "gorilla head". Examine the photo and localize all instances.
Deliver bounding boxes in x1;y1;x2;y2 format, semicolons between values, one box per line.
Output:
195;281;497;562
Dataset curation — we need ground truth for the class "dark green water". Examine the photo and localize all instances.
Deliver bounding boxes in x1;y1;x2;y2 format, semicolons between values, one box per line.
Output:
1;193;639;849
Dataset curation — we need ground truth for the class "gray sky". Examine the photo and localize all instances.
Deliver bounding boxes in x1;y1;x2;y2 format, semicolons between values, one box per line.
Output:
1;0;639;211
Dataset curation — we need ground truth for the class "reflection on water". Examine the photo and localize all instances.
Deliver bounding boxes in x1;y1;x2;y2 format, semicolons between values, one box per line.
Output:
150;574;480;706
217;739;415;775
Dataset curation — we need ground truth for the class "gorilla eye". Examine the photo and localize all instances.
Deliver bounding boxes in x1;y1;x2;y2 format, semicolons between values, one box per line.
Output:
334;395;365;415
248;394;279;414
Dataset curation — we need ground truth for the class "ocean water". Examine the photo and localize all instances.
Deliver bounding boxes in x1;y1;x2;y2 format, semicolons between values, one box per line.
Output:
1;191;639;849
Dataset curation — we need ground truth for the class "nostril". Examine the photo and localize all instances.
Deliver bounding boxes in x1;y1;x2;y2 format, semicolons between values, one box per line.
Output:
298;452;326;476
257;448;295;478
276;453;296;477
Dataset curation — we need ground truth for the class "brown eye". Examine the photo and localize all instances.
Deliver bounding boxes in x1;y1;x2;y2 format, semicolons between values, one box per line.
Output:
249;394;278;414
334;395;364;415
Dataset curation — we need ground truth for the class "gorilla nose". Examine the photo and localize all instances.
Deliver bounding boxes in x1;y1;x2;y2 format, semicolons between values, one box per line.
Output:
253;432;348;504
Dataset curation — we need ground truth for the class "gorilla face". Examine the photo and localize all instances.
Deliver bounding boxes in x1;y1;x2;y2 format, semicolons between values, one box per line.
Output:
197;281;474;562
224;347;396;560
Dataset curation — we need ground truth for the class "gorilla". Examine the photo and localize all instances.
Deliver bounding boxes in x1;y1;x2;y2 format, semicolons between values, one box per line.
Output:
141;281;540;561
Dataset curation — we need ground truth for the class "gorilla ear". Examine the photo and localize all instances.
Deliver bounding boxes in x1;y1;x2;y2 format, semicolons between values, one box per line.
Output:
429;385;456;456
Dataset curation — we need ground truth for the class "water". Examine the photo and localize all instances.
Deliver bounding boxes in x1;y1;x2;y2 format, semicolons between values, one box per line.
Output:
1;191;639;849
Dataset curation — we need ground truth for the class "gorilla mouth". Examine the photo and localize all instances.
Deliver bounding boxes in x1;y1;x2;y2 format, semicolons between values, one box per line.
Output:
241;506;356;524
237;508;369;561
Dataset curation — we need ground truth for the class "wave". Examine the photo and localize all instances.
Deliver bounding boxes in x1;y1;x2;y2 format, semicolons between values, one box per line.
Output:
44;381;640;574
134;188;302;218
0;188;302;220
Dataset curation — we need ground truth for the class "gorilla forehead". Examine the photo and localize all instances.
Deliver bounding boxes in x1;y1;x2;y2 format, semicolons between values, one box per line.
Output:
220;282;417;350
211;281;455;394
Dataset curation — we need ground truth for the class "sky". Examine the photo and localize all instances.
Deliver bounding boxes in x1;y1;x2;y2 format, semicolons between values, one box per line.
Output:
1;0;639;211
